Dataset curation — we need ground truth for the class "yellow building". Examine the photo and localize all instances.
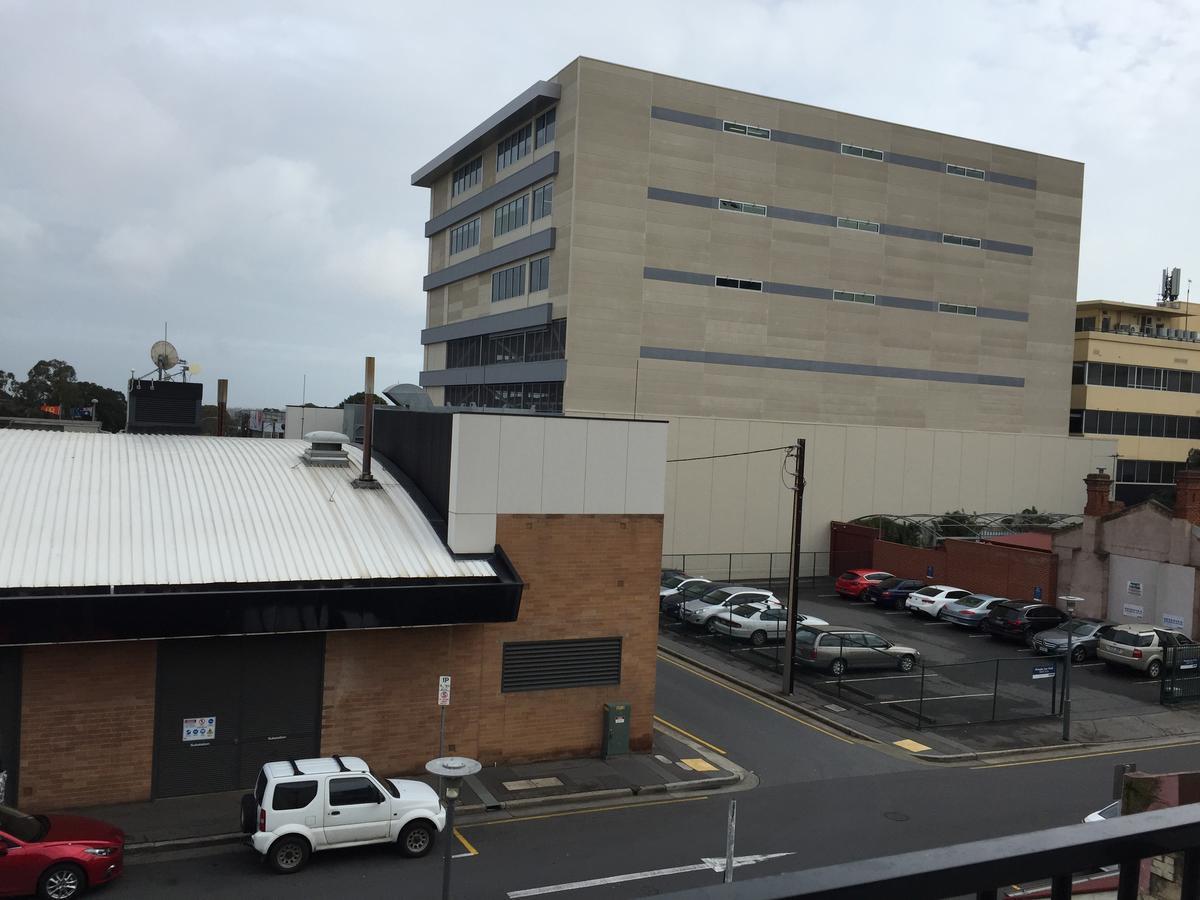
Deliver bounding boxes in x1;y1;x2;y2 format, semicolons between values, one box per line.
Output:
1072;299;1200;502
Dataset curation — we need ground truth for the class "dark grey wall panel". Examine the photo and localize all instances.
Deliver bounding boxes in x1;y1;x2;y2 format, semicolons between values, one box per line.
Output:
884;151;943;172
772;130;840;153
646;187;716;208
640;346;1025;388
765;282;832;300
982;238;1035;257
419;359;566;388
650;106;721;130
880;223;943;242
878;295;936;312
412;81;560;186
373;409;453;524
978;307;1029;321
644;267;713;286
987;171;1039;190
772;207;838;227
423;228;555;292
426;153;558;237
421;303;552;346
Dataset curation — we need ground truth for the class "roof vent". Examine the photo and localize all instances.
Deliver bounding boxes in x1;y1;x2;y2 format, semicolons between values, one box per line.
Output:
303;430;351;467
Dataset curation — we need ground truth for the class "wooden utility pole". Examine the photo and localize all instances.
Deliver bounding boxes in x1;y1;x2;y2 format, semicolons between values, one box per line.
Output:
782;439;807;695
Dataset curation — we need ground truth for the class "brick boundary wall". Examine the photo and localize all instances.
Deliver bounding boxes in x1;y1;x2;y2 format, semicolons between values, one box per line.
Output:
872;538;1056;603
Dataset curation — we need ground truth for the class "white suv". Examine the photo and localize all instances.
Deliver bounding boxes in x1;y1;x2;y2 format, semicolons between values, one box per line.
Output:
240;755;446;874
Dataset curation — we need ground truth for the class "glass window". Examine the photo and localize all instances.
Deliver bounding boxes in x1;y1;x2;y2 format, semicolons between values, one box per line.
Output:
532;183;553;220
497;123;533;172
1099;363;1114;386
1152;415;1166;437
840;143;884;161
1168;370;1182;392
451;157;482;196
942;233;982;248
535;108;556;148
1068;409;1083;434
1086;364;1102;386
1083;410;1099;433
446;335;482;369
272;781;318;811
836;217;881;233
1192;418;1200;440
1071;362;1085;385
529;256;550;293
1113;364;1130;388
1181;372;1193;393
494;195;529;237
719;198;768;216
487;332;524;364
834;290;876;305
1148;461;1163;484
863;634;890;648
0;805;47;842
723;120;771;140
1097;411;1113;434
525;319;566;362
491;263;526;302
449;218;480;256
328;776;382;806
946;163;985;180
715;275;762;291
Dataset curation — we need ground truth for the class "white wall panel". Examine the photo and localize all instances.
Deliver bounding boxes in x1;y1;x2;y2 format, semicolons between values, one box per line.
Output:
583;420;629;513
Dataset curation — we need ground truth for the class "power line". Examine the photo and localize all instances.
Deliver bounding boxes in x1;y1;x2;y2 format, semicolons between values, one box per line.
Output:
667;445;792;463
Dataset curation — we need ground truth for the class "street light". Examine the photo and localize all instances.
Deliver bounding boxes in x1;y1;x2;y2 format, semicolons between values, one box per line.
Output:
426;756;481;900
1060;595;1081;741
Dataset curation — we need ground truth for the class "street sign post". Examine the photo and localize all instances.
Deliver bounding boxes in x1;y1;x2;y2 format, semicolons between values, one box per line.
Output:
438;675;451;758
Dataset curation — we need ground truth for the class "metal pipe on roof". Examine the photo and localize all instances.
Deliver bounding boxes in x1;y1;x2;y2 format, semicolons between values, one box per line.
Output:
355;357;379;488
216;379;228;437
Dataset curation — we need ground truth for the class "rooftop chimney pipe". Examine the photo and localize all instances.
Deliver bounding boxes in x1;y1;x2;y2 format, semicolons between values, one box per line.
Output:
353;356;380;489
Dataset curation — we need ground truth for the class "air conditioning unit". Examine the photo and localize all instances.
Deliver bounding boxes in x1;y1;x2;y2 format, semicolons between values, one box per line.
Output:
1157;327;1168;338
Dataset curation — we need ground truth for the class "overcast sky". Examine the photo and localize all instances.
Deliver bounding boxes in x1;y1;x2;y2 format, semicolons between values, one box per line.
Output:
1;1;1197;407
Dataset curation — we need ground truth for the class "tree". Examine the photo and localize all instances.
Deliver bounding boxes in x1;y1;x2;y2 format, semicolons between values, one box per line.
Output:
18;359;77;411
0;370;17;415
74;382;126;432
338;392;387;408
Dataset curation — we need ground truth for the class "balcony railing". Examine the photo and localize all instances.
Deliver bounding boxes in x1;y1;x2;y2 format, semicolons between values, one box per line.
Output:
659;803;1200;899
1077;322;1200;344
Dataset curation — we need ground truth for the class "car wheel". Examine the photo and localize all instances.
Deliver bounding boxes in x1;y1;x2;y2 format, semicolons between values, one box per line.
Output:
829;657;847;677
1148;659;1163;679
1072;646;1087;664
897;655;916;673
859;589;870;602
750;629;767;647
268;835;311;874
399;820;436;858
705;618;718;634
38;863;86;900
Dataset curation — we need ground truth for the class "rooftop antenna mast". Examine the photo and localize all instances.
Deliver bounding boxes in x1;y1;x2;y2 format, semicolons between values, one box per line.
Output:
1159;267;1181;307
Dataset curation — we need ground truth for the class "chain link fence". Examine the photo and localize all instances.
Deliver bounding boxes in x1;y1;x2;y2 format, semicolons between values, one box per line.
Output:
661;552;830;593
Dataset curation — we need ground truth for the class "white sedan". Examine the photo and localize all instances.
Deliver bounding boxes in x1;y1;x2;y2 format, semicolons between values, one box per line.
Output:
905;584;971;618
709;601;828;646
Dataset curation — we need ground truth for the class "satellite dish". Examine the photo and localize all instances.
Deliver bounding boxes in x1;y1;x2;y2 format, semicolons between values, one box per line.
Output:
150;340;179;371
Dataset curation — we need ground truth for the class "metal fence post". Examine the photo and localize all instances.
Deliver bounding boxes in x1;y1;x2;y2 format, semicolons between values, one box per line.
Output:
917;661;926;729
991;658;1000;723
728;555;732;581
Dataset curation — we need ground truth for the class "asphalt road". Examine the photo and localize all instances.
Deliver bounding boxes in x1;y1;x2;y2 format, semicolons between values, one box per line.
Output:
112;654;1200;899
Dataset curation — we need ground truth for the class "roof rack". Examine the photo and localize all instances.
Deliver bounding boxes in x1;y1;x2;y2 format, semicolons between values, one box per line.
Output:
288;759;302;776
332;754;350;772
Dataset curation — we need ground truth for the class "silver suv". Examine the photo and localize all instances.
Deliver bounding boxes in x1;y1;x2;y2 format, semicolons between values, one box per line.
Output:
793;625;921;676
1096;624;1196;678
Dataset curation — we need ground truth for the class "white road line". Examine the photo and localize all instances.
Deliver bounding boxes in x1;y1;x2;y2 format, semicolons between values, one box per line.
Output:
453;852;476;859
921;620;952;626
507;853;795;897
884;611;909;616
871;692;994;705
1074;662;1105;668
967;633;993;638
851;601;873;606
818;594;839;598
822;673;941;684
1015;648;1036;653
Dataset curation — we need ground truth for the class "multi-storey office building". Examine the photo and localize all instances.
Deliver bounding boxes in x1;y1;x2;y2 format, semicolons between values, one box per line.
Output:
413;58;1114;565
1071;299;1200;504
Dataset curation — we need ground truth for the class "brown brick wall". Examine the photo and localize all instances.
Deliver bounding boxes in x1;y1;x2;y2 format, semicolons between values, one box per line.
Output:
872;539;1056;603
320;513;662;775
19;642;156;809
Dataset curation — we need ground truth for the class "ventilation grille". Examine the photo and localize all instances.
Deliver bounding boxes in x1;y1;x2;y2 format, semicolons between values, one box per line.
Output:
501;638;622;693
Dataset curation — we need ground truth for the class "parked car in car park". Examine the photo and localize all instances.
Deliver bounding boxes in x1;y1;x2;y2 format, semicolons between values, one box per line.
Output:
708;601;828;645
982;600;1069;642
660;574;710;600
0;802;124;899
679;586;780;630
834;569;893;601
868;577;926;610
1096;624;1198;679
905;585;972;618
793;625;921;676
242;756;445;875
939;594;1006;628
1032;619;1111;662
661;580;729;617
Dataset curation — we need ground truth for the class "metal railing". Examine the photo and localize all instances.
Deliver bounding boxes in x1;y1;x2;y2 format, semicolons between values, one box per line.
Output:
1163;646;1200;705
661;552;830;589
659;801;1200;899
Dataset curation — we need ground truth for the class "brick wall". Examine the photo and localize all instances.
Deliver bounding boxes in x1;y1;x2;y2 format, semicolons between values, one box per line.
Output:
828;522;878;576
321;512;663;775
873;539;1056;603
19;642;156;809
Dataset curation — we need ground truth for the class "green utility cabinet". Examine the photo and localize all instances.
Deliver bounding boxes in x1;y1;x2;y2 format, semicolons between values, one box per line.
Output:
601;702;631;758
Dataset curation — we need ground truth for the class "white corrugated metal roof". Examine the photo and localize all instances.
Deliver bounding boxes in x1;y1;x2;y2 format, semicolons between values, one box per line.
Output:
0;430;494;589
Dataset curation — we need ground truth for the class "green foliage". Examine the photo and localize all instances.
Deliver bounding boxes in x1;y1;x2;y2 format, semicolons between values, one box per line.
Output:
0;360;126;431
857;516;930;548
338;392;387;409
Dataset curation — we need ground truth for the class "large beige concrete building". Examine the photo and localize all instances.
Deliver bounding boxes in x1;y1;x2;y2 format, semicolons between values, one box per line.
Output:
412;57;1115;565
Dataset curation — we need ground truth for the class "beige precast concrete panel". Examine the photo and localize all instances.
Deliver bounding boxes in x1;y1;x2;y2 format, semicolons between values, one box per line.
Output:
871;426;906;513
708;419;752;552
930;431;965;514
985;433;1018;511
901;429;936;513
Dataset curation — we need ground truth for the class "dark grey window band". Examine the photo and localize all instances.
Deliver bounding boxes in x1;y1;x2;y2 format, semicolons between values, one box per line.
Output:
643;266;1029;323
647;186;1034;257
640;346;1025;388
419;358;566;387
421;303;552;346
425;152;558;237
649;105;1038;191
423;228;555;292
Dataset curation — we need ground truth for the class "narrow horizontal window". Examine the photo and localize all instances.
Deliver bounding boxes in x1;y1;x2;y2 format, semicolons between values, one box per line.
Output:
840;143;885;161
942;233;982;248
938;302;978;316
833;290;876;305
722;120;771;140
946;163;985;180
451;157;482;196
718;198;767;216
836;217;881;233
715;275;762;291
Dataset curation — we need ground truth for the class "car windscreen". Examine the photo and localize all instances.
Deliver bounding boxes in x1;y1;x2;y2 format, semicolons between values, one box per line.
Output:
838;571;859;581
731;604;762;617
1065;621;1101;636
913;587;937;596
993;605;1022;621
661;575;686;588
370;770;400;799
0;804;47;842
680;582;714;599
1106;630;1154;648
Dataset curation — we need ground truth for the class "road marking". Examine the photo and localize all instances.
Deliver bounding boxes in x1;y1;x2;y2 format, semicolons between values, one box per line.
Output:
970;739;1200;770
872;692;994;705
506;853;795;897
453;828;479;858
657;653;855;744
968;633;993;638
894;739;931;752
851;601;873;606
818;593;839;598
1074;662;1105;668
884;611;909;616
822;673;940;684
922;620;952;626
1015;648;1036;653
461;795;709;829
653;714;727;755
680;757;719;772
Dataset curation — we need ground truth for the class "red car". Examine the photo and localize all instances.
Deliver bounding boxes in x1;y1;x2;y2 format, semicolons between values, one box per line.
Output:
834;569;893;601
0;804;123;899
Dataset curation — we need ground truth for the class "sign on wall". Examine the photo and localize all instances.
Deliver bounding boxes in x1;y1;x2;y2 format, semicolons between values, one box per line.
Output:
1122;604;1145;620
1127;581;1143;597
182;717;216;742
1164;613;1187;630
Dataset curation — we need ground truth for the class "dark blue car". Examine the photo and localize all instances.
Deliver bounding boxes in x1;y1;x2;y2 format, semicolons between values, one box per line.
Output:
869;577;925;610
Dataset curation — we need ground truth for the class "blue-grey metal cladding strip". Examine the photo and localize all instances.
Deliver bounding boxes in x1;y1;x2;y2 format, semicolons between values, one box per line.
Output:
425;152;558;237
647;186;1034;257
418;358;566;387
639;346;1025;388
643;267;1029;322
421;303;552;346
649;105;1038;191
423;228;555;292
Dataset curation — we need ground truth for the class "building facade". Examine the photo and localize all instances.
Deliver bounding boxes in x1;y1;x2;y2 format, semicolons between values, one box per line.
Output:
1070;299;1200;504
412;57;1113;561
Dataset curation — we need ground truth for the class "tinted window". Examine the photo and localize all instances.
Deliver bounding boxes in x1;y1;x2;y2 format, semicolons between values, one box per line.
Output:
661;575;685;588
762;609;786;621
957;597;987;608
875;578;901;590
839;571;858;580
682;582;716;599
795;629;818;648
899;581;925;590
329;776;382;806
866;573;890;582
0;804;46;842
732;604;760;617
272;780;318;811
862;634;889;649
254;770;267;806
701;588;735;604
947;591;970;599
914;587;938;596
1106;630;1154;648
993;605;1022;621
